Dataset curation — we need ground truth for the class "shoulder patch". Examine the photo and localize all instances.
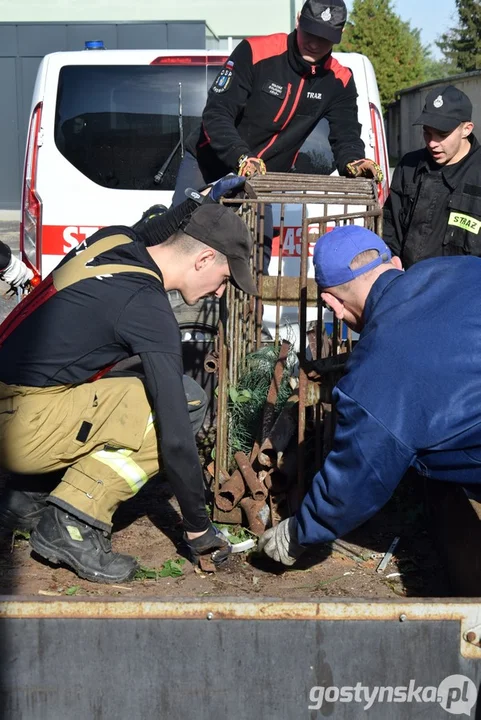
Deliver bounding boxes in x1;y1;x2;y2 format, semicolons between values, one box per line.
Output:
211;66;234;94
247;33;288;66
324;56;352;89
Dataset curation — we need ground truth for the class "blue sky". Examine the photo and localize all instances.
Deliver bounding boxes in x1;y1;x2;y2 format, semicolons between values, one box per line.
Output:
345;0;457;58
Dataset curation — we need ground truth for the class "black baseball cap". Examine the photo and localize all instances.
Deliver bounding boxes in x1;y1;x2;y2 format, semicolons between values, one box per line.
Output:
298;0;347;44
413;85;473;132
183;204;258;296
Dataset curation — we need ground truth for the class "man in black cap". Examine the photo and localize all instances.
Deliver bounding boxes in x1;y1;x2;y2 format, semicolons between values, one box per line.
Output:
172;0;383;269
0;197;257;584
384;85;480;268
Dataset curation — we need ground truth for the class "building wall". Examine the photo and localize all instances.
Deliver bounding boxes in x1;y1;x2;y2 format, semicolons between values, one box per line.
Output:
386;72;481;161
0;21;209;209
0;0;304;37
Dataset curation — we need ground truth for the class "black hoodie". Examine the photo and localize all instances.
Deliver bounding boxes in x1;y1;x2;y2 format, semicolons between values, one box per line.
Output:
185;31;365;181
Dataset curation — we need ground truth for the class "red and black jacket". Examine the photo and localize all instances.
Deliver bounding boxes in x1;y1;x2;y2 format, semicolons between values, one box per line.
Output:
185;31;365;180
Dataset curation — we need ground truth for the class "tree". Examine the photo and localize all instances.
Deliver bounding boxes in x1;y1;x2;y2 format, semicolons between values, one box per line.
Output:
422;51;458;83
338;0;425;108
437;0;481;72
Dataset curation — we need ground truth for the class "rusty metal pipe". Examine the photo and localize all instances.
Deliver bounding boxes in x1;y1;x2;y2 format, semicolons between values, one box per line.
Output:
204;351;219;374
215;469;246;512
235;451;268;500
240;497;269;535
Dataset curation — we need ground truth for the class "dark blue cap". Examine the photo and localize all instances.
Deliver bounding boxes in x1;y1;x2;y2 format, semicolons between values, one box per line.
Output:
313;225;391;288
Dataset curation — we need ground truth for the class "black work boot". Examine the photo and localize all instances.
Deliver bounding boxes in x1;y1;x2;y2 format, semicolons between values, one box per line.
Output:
30;506;139;584
0;489;48;533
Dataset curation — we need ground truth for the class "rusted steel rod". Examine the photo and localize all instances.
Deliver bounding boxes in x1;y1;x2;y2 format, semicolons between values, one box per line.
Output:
261;339;291;442
235;451;268;500
244;196;379;207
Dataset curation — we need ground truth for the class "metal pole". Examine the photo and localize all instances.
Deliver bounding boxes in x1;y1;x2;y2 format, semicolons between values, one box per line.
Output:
290;0;297;31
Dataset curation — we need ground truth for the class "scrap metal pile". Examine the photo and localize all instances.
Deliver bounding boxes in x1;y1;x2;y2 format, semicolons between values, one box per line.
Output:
207;173;382;535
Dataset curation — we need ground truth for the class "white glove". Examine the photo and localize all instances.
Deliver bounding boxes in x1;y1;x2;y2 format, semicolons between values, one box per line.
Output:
257;517;305;566
1;255;34;289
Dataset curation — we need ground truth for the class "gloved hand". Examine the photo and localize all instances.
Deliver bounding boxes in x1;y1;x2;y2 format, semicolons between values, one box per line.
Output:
185;524;232;567
210;173;247;202
0;254;34;290
238;156;267;178
257;517;305;566
346;158;384;183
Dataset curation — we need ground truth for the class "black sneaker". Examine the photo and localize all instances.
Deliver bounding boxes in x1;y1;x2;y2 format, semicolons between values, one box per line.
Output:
0;489;48;533
30;505;139;584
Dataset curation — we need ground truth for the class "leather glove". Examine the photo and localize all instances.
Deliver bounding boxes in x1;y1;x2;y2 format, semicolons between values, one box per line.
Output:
210;173;247;202
0;254;34;290
185;524;232;567
257;517;305;566
346;158;384;183
237;156;267;178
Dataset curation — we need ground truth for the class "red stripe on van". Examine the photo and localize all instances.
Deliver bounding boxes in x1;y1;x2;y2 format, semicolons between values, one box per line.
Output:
42;225;101;255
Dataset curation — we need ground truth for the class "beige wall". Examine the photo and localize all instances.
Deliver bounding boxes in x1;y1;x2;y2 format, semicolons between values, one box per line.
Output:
0;0;305;37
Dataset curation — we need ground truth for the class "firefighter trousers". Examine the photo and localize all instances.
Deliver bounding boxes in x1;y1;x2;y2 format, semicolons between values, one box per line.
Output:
0;376;206;530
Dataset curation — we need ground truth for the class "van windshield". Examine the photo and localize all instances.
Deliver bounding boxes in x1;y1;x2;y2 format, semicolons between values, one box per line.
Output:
55;64;222;191
55;64;335;191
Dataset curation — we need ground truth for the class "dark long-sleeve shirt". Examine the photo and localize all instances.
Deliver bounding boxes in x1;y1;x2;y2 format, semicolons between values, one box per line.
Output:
0;226;209;532
383;135;481;268
185;31;365;181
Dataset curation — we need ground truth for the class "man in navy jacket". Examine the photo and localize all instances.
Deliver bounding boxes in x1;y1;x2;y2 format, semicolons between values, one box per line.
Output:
259;224;481;565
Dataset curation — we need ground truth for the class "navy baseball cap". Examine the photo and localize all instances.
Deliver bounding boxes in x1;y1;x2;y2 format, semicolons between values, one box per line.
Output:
313;225;391;288
413;85;472;132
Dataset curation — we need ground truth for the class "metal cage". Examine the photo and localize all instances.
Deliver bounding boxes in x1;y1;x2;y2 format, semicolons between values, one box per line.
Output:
212;173;382;528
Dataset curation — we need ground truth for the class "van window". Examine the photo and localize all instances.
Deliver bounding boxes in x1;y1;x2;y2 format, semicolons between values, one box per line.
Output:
54;65;220;191
294;119;335;175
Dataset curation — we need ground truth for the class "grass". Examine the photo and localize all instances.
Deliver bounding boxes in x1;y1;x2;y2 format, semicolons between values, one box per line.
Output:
134;558;186;580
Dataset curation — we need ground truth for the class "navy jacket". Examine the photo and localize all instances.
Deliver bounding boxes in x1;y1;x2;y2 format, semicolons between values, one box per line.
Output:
297;256;481;546
185;31;364;181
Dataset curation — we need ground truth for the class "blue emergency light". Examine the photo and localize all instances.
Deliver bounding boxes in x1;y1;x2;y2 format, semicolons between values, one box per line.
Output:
84;40;105;50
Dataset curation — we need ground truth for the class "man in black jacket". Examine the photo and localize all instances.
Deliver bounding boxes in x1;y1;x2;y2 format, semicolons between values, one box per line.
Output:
0;193;256;584
383;85;481;268
173;0;382;211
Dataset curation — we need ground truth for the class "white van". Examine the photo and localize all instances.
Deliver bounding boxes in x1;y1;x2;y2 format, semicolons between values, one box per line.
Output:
21;45;389;284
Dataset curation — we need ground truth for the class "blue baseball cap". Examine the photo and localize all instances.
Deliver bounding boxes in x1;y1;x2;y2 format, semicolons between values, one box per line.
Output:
313;225;391;288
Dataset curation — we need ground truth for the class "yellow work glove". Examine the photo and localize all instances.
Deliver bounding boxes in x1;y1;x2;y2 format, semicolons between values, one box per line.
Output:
237;155;267;178
346;158;384;183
